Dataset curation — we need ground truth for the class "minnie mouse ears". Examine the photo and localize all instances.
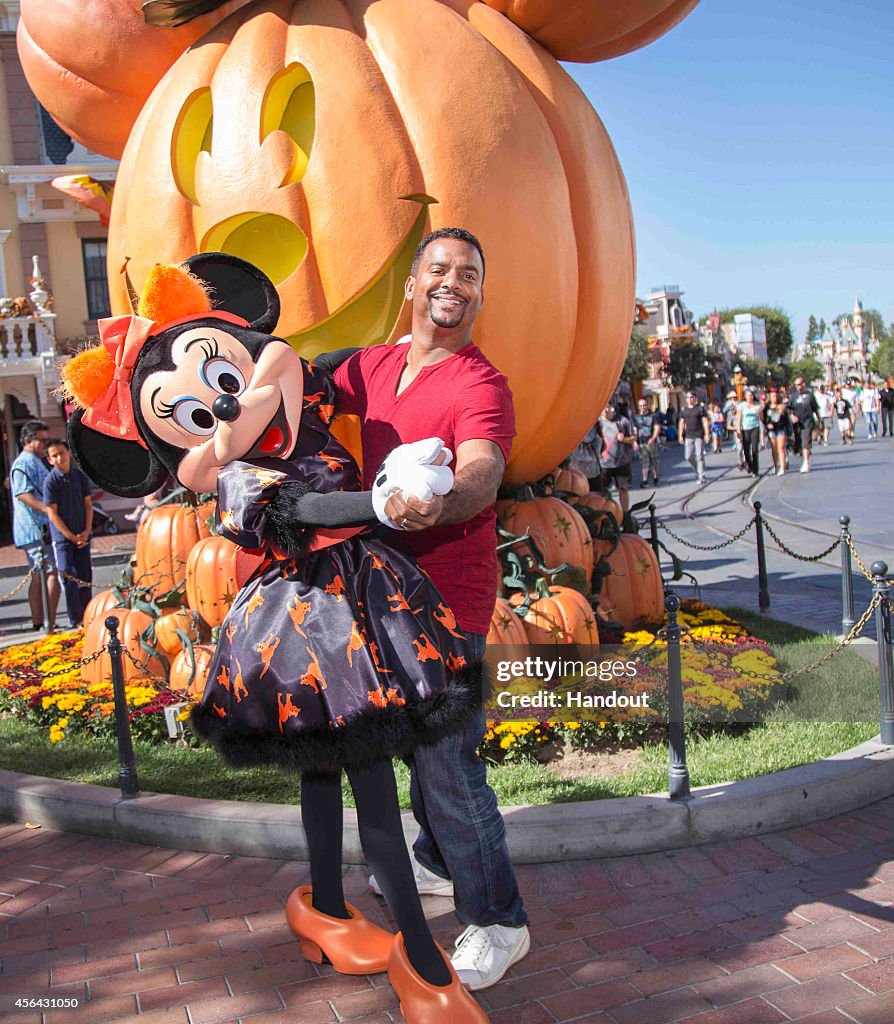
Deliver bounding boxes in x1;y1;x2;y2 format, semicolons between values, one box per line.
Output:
142;0;701;63
477;0;701;63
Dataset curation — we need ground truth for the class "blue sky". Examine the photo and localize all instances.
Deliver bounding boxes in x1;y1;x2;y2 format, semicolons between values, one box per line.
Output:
565;0;894;346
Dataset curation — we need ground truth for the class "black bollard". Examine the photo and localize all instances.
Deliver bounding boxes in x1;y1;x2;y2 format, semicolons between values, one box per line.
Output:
648;503;661;563
872;563;894;745
754;501;770;612
664;591;691;800
840;516;855;636
106;616;140;799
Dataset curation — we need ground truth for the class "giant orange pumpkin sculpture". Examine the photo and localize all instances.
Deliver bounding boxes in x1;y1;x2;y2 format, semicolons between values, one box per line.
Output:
21;0;700;484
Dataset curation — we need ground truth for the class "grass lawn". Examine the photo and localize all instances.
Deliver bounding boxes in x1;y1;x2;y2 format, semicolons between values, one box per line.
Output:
0;606;881;807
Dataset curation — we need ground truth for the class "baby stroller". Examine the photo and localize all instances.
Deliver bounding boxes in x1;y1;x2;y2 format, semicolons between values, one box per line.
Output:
91;490;120;536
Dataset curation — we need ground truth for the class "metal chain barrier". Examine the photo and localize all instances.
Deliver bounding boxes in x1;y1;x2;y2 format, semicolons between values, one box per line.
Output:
760;519;842;562
846;533;878;584
662;593;881;685
0;567;36;603
0;641;110;683
56;564;130;590
657;515;757;551
121;647;194;703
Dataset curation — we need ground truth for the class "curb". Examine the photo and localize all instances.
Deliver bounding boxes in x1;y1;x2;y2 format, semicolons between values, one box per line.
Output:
2;738;893;863
0;548;134;582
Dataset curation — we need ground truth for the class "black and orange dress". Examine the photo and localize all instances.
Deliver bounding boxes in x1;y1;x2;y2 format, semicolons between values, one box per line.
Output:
188;359;483;773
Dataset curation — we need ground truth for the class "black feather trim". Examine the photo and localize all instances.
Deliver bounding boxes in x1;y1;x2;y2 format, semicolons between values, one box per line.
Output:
264;480;315;561
188;660;490;773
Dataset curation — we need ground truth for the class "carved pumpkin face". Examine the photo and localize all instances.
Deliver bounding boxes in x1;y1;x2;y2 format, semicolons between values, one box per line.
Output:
23;1;701;484
105;2;636;483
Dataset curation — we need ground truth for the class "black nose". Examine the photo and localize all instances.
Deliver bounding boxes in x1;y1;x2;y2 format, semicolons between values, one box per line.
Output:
212;394;241;422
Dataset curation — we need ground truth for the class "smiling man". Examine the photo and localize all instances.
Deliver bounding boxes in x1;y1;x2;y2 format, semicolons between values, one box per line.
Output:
333;227;530;990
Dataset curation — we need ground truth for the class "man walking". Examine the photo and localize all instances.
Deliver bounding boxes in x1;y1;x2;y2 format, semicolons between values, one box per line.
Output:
632;397;662;488
9;420;60;630
678;391;710;484
599;401;636;511
833;386;854;445
862;380;880;439
333;227;529;989
816;384;834;446
43;439;93;628
881;378;894;437
788;376;820;473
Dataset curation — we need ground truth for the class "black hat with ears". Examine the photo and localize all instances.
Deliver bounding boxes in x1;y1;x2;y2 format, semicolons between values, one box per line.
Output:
64;252;281;498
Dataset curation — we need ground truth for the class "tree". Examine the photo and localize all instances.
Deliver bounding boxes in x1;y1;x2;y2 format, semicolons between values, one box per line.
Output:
787;356;824;385
715;305;794;363
666;341;717;390
806;314;819;343
818;317;827;338
870;338;894;379
621;327;650;382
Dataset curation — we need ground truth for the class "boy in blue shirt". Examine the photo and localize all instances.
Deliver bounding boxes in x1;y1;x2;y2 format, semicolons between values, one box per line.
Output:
43;439;93;628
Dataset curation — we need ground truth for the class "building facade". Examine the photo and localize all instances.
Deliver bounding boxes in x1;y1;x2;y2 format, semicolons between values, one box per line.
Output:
0;3;116;533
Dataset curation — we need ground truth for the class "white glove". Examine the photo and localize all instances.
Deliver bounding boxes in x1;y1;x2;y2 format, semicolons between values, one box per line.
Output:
372;437;454;528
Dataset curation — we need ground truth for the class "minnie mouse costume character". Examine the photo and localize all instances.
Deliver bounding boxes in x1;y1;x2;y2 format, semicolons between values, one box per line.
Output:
61;253;490;1022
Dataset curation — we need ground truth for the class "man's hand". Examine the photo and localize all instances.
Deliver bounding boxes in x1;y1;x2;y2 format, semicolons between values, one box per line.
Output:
384;491;444;531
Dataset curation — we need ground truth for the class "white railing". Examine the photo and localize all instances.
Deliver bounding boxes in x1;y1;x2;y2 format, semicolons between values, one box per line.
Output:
0;313;56;366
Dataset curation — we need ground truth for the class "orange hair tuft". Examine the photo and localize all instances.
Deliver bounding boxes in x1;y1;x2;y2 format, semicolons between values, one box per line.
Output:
58;346;115;409
137;263;212;323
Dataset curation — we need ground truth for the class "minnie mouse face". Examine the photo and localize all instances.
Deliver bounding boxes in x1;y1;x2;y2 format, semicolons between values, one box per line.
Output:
138;323;303;493
65;253;297;499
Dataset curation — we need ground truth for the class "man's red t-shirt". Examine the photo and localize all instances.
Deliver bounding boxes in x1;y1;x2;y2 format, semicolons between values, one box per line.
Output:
333;342;515;635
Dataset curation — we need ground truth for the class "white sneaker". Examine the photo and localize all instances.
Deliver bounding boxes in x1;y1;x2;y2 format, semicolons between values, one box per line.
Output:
800;461;810;473
776;467;785;475
451;923;531;990
368;858;454;898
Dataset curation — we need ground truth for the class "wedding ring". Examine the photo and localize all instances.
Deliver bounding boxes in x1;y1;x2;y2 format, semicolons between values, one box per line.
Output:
400;517;409;529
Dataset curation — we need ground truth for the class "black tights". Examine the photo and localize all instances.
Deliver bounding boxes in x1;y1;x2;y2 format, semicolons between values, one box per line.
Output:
300;762;450;987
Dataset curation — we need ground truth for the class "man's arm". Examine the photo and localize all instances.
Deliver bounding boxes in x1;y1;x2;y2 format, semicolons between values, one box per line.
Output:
700;414;710;439
649;416;662;444
384;439;504;531
677;417;685;443
16;491;49;515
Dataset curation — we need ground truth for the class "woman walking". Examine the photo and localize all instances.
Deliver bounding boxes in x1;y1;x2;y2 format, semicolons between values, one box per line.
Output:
736;388;764;477
763;391;790;475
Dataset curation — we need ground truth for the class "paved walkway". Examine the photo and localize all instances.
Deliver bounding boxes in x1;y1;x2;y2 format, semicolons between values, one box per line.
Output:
4;799;894;1024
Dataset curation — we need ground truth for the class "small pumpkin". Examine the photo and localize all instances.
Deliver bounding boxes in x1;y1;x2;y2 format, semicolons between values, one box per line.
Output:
569;491;624;531
185;536;264;629
497;496;594;580
169;644;217;699
510;586;599;646
548;465;589;498
80;608;166;687
81;588;124;634
593;534;663;628
134;503;209;600
487;597;529;647
154;608;208;659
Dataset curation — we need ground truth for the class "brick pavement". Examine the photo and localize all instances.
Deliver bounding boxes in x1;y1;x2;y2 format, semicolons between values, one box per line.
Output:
4;798;894;1024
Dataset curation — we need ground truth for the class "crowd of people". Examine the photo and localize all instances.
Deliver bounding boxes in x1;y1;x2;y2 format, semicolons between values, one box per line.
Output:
570;375;894;502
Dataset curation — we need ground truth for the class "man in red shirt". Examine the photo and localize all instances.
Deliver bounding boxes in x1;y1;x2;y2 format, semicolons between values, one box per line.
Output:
333;227;529;989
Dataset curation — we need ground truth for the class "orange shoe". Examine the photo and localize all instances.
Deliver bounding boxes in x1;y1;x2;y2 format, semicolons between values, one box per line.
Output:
387;932;490;1023
285;886;393;975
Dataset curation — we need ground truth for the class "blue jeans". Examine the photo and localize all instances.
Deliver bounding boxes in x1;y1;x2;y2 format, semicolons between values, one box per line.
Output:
408;632;528;928
53;539;91;627
866;411;878;438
